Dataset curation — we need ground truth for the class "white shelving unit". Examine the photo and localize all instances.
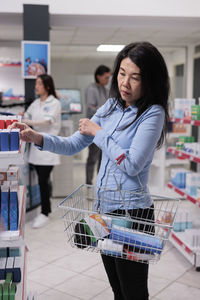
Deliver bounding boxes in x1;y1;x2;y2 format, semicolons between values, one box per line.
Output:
149;137;189;193
0;186;26;247
0;142;26;168
0;141;27;298
168;146;200;164
167;117;200;271
169;231;199;268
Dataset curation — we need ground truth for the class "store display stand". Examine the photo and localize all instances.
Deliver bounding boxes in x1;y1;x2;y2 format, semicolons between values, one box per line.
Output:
149;132;189;194
167;117;200;271
0;147;27;298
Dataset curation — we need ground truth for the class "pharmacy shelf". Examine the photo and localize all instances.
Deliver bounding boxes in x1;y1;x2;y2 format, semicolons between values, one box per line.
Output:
2;96;24;101
168;132;189;138
0;186;26;247
169;230;200;270
1;98;25;106
0;63;21;67
0;142;26;167
168;147;200;164
165;158;189;167
170;117;200;126
167;182;200;208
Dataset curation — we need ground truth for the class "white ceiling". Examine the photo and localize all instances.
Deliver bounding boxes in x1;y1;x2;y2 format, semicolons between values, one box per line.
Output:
1;13;200;59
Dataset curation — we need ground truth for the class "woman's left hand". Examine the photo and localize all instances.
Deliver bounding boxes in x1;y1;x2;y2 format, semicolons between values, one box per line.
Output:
79;118;102;136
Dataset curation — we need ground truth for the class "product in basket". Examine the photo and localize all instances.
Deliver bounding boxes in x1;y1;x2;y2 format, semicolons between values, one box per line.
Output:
98;239;123;257
161;212;173;224
74;220;92;249
110;225;163;254
74;214;110;248
123;247;155;261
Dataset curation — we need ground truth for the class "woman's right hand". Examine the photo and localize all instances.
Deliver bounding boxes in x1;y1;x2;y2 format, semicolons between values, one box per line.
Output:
9;122;44;147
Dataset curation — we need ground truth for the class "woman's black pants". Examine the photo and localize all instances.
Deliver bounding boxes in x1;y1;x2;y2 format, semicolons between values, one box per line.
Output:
101;206;154;300
101;254;149;300
34;165;54;216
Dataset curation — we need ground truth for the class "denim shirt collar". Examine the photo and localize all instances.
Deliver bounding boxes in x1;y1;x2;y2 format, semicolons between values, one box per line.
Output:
116;102;138;114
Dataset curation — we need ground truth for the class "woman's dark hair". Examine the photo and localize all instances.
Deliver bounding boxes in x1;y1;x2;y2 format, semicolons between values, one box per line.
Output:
109;41;170;148
95;65;111;83
37;74;57;99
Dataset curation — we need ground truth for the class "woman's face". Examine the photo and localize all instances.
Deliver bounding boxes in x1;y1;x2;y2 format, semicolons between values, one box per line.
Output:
35;77;48;97
117;57;142;106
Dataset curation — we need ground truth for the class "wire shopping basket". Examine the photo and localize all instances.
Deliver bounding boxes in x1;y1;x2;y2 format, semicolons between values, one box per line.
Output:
58;154;180;264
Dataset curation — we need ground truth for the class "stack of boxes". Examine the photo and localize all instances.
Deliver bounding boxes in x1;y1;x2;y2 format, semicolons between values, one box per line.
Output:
173;209;193;232
175;136;200;158
0;167;19;231
0;116;20;152
174;98;195;119
191;105;200;121
170;168;200;202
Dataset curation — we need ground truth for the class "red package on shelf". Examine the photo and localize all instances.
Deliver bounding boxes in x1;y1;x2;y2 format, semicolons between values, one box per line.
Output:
5;120;12;128
0;120;5;129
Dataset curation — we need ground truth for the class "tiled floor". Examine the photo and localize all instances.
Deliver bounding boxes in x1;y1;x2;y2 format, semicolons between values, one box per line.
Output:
25;162;200;300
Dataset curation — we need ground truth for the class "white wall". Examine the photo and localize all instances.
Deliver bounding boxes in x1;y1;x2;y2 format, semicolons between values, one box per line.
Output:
0;46;24;95
1;0;200;17
51;56;114;121
51;57;114;161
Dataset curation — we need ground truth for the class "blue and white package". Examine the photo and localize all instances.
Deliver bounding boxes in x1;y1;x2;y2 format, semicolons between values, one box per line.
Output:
9;182;18;231
0;130;10;151
98;239;123;256
0;183;9;230
110;225;163;254
10;129;20;151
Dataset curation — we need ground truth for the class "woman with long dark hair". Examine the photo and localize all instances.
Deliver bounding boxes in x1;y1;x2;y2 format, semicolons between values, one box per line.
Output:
11;42;169;299
23;74;61;228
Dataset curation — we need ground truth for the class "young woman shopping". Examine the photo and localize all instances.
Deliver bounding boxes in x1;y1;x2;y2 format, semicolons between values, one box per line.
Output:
11;42;169;299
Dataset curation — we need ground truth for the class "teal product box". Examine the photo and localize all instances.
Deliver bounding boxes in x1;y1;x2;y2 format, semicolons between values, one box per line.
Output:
9;248;20;257
1;186;9;230
9;191;18;231
112;217;132;229
9;182;18;231
0;248;7;257
10;129;19;151
0;130;10;151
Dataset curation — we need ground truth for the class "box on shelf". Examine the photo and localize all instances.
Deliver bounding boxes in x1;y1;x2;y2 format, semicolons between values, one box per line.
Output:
170;168;188;189
0;129;20;152
173;209;193;232
7;167;19;182
0;168;7;182
191;105;200;121
0;181;19;231
174;98;195;120
172;123;187;133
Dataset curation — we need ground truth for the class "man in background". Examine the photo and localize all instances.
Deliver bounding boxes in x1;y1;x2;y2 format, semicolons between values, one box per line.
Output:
85;65;111;185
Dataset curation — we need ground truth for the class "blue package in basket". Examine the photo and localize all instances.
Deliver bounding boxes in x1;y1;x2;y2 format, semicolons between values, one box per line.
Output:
110;225;163;254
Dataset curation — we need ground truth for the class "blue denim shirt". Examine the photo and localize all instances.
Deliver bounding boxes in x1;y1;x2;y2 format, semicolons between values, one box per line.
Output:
40;99;165;213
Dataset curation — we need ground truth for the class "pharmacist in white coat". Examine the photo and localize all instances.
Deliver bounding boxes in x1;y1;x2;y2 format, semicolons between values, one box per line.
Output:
23;74;61;228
